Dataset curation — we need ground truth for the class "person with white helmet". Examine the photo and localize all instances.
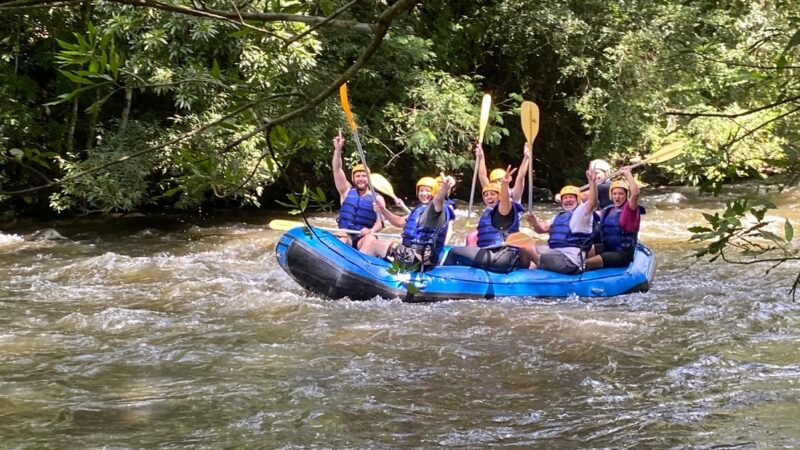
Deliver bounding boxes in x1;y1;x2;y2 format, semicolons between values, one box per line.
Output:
514;168;598;274
360;175;456;269
584;159;613;209
332;130;385;249
584;166;645;269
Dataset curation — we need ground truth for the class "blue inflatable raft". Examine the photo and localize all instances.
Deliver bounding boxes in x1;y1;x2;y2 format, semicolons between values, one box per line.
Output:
275;226;656;302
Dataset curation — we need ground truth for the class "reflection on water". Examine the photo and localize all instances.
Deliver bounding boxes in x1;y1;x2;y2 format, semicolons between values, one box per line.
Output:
1;187;799;448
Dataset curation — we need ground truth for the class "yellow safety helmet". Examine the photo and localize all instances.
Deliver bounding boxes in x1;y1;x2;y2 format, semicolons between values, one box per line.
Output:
609;180;629;199
482;182;501;194
351;163;368;179
416;176;439;194
489;168;507;182
559;185;580;199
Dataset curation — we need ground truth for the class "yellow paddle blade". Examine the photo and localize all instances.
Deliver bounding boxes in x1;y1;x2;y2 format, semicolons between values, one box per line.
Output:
268;219;309;231
503;231;536;248
644;140;685;164
520;101;540;145
339;83;357;131
369;173;397;198
478;93;492;144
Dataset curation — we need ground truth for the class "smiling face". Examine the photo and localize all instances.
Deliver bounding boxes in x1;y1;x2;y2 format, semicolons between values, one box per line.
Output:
611;187;628;207
417;186;433;204
561;194;579;211
352;171;369;192
482;189;499;207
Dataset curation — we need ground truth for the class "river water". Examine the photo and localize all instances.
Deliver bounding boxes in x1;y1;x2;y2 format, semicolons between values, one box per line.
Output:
1;186;799;448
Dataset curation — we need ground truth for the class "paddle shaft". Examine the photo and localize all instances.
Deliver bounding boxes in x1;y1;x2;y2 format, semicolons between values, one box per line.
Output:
311;225;398;238
528;155;533;209
467;162;479;221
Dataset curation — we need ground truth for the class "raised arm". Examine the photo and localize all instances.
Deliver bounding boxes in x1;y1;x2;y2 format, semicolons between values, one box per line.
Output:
584;168;598;216
475;143;490;188
622;166;639;210
498;166;516;216
433;174;455;213
332;130;351;200
511;143;531;203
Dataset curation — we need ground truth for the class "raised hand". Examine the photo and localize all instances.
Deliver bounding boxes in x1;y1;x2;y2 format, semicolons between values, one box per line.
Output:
586;168;597;183
333;129;344;151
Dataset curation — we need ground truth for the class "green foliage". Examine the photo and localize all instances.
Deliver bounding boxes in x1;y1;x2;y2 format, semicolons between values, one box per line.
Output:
274;183;333;215
49;121;163;213
690;197;799;296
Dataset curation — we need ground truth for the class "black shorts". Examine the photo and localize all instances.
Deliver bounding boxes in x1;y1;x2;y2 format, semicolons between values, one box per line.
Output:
441;246;520;273
599;247;634;268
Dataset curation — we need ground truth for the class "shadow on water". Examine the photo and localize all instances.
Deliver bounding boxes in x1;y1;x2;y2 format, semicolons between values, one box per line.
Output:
1;188;799;448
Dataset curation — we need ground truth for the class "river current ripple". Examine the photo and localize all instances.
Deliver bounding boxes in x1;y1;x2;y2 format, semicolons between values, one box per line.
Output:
1;187;799;448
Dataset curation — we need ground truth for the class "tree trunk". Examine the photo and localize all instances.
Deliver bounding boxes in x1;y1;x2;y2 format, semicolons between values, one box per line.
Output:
66;96;78;154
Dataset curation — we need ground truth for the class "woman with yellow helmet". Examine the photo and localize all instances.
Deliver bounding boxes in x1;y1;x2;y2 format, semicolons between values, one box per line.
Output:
331;130;385;249
584;166;645;269
360;175;456;269
475;141;531;203
516;168;598;274
441;170;526;273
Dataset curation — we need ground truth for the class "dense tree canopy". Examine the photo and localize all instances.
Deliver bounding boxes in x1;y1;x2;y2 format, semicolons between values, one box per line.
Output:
1;0;798;217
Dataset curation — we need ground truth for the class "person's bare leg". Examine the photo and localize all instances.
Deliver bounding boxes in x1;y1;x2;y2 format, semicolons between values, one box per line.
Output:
584;255;604;270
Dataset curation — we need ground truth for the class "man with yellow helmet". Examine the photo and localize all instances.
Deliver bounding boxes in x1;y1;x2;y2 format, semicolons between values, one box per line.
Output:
518;168;598;274
331;130;385;249
584;166;645;269
441;170;525;272
360;175;456;268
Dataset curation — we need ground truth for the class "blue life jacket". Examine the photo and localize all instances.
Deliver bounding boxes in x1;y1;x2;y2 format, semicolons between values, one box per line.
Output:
476;202;523;248
548;209;593;249
402;202;455;251
601;203;646;251
597;180;612;209
337;188;377;230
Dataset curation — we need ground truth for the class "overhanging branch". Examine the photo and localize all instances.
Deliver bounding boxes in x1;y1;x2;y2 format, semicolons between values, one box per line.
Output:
0;0;376;33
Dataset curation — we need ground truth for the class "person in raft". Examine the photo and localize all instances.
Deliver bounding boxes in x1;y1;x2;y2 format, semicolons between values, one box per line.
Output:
331;130;385;249
516;168;598;274
360;175;456;268
466;142;531;246
580;159;613;209
477;142;531;202
441;170;525;273
584;166;645;269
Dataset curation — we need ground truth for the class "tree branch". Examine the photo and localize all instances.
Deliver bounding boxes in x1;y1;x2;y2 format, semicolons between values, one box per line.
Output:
283;0;360;47
0;0;419;196
665;93;800;118
0;0;376;33
220;0;418;152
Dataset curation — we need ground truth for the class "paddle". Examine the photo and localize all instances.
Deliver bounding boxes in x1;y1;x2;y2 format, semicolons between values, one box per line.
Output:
468;93;492;221
503;231;536;249
339;82;383;225
268;219;400;238
370;173;411;214
579;140;686;191
520;101;540;211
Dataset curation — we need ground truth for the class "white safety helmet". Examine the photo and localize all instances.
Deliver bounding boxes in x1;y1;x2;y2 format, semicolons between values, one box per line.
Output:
589;159;611;173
